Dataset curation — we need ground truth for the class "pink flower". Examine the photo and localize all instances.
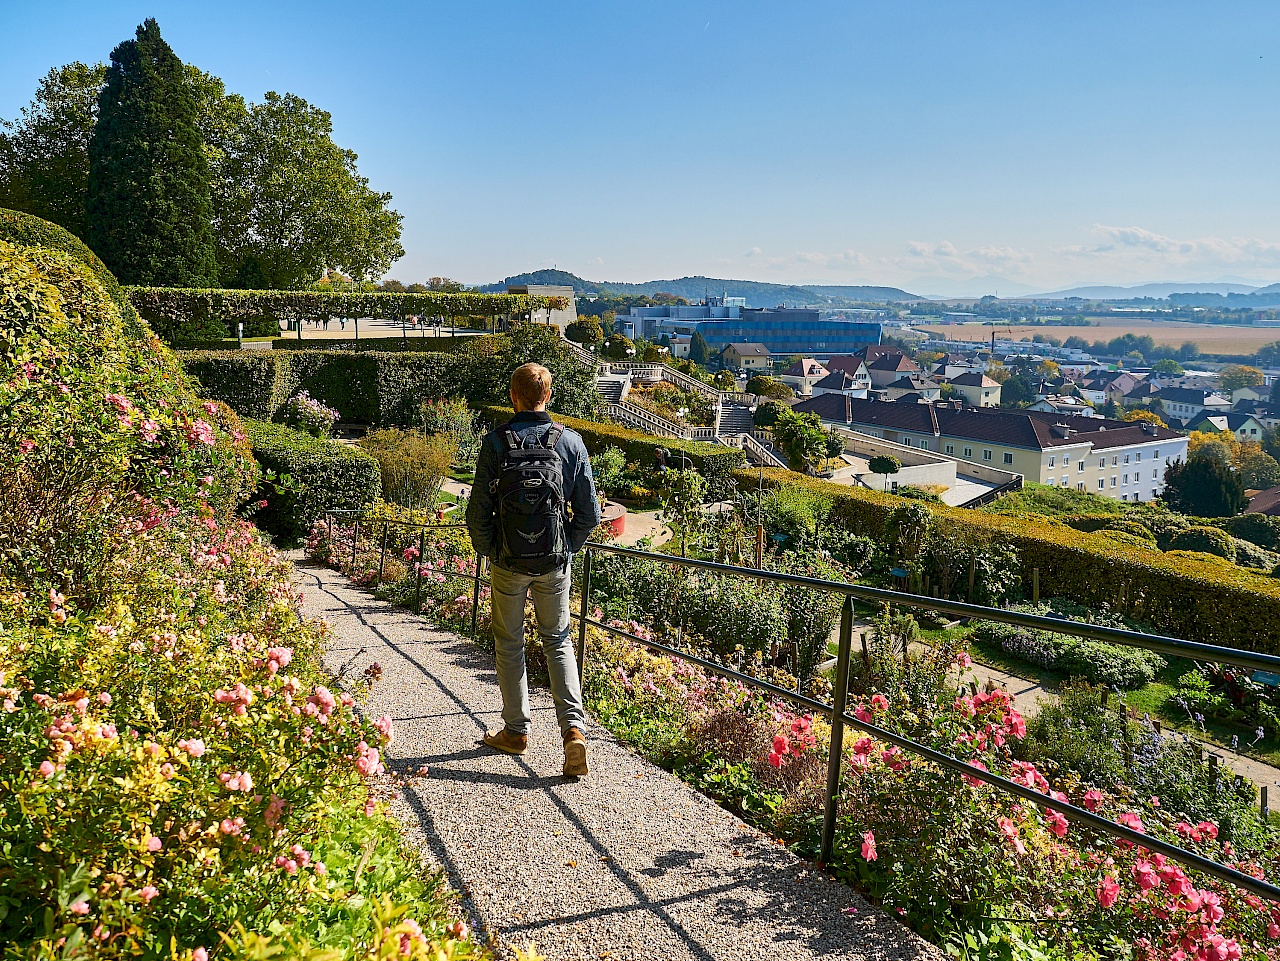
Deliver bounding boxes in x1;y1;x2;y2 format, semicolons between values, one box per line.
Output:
955;652;972;669
870;694;889;711
69;900;90;915
139;885;159;904
185;419;216;446
1195;820;1219;840
219;771;253;792
772;734;789;755
860;830;877;861
853;704;872;723
1149;795;1160;807
1045;810;1068;838
851;736;874;756
194;949;209;961
1117;811;1145;834
1097;875;1120;908
997;817;1026;854
38;760;55;778
767;751;784;769
147;836;162;852
98;692;112;706
1131;860;1159;890
177;738;206;758
1082;789;1103;812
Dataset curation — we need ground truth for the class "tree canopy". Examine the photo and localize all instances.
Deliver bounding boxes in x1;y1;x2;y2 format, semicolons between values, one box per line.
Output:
2;23;403;288
1161;456;1248;518
86;19;217;286
0;61;105;240
1219;365;1264;392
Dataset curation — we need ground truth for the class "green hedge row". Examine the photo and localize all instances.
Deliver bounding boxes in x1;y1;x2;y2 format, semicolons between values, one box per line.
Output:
180;350;468;426
129;288;565;344
243;419;380;543
270;335;482;353
739;467;1280;654
476;405;744;486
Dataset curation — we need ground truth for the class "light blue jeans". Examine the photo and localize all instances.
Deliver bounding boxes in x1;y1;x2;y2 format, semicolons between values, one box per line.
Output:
488;562;586;737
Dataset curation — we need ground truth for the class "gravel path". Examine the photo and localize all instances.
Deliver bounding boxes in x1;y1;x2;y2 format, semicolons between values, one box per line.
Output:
295;557;940;961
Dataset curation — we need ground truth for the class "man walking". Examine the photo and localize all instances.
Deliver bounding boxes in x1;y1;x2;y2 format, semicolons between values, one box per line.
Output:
466;363;602;776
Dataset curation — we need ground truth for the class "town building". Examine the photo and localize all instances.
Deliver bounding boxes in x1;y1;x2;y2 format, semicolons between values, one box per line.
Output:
1157;387;1233;423
1029;395;1098;418
867;353;923;388
720;342;772;371
778;358;829;396
506;283;577;333
882;375;942;403
810;368;869;398
790;395;1187;501
1184;411;1266;441
618;302;881;357
946;372;1002;408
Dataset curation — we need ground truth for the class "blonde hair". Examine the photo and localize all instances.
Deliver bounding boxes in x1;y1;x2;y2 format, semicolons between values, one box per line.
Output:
510;362;552;410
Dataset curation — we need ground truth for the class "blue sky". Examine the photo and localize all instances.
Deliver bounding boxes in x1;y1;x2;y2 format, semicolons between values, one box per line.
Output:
4;1;1280;296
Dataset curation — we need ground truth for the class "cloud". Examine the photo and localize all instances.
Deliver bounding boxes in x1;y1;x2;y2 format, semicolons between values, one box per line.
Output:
1062;225;1280;270
896;240;1033;277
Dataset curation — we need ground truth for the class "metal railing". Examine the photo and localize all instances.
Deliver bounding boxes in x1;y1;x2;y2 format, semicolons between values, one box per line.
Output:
315;509;1280;901
605;400;716;440
321;510;488;641
958;475;1025;510
574;542;1280;901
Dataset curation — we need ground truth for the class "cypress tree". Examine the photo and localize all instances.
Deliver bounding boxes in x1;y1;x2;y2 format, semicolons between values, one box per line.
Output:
86;19;216;286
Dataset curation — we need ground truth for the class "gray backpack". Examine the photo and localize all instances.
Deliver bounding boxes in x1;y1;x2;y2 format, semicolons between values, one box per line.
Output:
492;422;570;574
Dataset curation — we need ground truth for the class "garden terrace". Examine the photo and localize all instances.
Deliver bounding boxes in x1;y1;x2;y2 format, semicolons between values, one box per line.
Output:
310;508;1280;959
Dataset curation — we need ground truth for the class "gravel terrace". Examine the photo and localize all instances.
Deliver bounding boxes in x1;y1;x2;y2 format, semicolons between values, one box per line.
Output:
295;557;940;961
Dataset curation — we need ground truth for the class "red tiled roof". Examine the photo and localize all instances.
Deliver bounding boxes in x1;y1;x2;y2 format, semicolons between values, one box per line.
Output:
1248;486;1280;516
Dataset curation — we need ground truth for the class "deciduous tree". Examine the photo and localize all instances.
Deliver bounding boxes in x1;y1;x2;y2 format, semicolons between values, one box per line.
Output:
1219;365;1264;392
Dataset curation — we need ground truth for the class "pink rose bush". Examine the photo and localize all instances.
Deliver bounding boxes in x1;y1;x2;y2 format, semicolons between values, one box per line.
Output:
0;239;475;958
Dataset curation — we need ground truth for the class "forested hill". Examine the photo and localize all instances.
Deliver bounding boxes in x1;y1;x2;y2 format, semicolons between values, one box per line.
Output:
481;269;920;306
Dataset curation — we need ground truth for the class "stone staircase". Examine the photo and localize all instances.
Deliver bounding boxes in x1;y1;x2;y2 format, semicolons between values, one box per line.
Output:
716;402;755;435
596;374;629;405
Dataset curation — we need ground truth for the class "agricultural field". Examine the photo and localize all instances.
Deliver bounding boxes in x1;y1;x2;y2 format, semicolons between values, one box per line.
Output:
916;320;1280;355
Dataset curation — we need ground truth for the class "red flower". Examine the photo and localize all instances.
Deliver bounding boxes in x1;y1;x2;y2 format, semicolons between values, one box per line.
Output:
1097;875;1120;908
860;831;877;861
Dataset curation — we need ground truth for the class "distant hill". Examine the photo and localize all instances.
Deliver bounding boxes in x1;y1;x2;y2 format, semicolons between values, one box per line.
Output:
482;270;921;307
1028;281;1263;300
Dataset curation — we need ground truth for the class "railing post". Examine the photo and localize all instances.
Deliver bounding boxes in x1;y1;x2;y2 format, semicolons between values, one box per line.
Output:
470;552;484;640
821;595;855;865
378;521;389;582
1032;567;1040;605
577;549;593;679
415;528;425;614
351;517;360;567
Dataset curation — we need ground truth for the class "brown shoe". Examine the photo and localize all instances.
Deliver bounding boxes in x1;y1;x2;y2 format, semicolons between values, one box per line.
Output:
483;728;528;756
563;728;589;777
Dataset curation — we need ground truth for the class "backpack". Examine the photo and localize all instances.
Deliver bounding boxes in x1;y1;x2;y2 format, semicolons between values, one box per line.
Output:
491;421;570;574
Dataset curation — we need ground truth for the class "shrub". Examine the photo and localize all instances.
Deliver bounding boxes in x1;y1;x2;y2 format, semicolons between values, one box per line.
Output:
0;232;469;958
1217;512;1280;550
1234;538;1279;570
420;396;482;466
179;350;296;420
1101;519;1158;543
359;429;456;511
738;467;1280;654
1168;525;1238;562
590;446;628;497
243;419;381;543
271;334;478;353
0;206;147;339
745;375;793;399
279;390;339;437
753;399;786;427
476;405;744;494
972;604;1167;689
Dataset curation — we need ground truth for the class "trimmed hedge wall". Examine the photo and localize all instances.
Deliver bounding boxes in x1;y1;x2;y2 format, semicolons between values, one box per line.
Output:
270;335;481;353
243;419;380;543
476;405;744;486
181;351;296;420
129;288;564;344
180;350;467;426
737;467;1280;654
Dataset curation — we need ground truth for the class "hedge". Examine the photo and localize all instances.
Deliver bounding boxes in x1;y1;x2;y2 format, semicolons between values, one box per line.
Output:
180;350;467;426
270;335;482;353
128;288;566;344
972;619;1167;689
476;405;744;487
737;467;1280;654
243;419;380;543
0;207;147;340
181;351;296;420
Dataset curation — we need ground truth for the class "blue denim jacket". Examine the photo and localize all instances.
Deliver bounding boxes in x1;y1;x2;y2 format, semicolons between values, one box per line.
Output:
465;411;603;559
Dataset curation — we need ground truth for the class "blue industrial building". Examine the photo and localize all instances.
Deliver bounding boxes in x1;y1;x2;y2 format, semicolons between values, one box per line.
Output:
617;300;881;358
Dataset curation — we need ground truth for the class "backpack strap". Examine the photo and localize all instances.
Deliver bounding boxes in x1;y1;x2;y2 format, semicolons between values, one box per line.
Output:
543;423;565;451
502;428;521;451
